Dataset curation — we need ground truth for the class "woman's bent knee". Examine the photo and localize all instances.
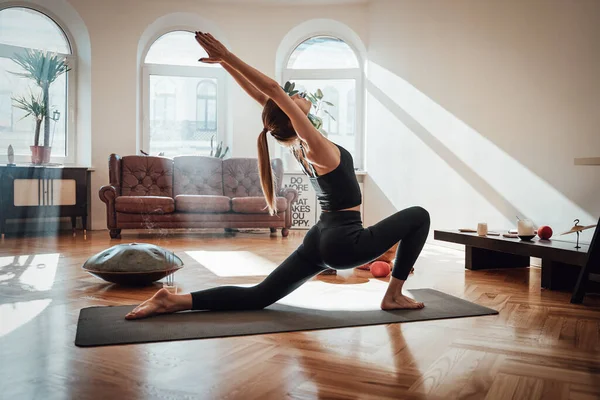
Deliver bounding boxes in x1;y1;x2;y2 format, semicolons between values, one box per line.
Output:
407;206;430;226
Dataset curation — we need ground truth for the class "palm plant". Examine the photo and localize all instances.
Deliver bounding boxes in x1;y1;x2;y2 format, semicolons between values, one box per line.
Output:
10;49;70;147
12;92;47;147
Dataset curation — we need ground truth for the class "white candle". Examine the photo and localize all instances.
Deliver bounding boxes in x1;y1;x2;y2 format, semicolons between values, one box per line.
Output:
517;219;534;236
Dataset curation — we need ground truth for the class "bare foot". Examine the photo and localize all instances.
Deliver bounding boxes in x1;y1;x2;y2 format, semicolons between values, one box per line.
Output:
125;288;178;320
381;294;425;310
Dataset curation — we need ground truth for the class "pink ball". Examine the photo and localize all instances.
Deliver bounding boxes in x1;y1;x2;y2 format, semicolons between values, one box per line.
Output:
370;261;391;278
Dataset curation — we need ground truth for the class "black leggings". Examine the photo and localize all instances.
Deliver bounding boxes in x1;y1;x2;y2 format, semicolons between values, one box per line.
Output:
191;206;430;311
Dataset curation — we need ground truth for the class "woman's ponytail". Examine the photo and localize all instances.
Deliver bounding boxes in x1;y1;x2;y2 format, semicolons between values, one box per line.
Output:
257;128;277;215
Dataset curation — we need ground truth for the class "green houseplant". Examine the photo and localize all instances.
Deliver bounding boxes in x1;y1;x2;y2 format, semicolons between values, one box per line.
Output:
282;81;336;137
10;49;70;164
12;92;47;151
210;135;229;159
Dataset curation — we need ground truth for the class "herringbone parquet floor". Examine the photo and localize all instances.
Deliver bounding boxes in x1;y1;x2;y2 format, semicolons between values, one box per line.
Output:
1;229;599;400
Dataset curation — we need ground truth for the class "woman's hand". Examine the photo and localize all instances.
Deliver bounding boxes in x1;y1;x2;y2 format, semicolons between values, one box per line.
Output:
195;31;230;64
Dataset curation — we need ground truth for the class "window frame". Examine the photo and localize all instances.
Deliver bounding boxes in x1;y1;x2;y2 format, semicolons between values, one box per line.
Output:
151;76;177;122
281;35;364;170
141;37;226;157
321;85;340;135
0;6;76;165
195;79;218;132
0;89;13;131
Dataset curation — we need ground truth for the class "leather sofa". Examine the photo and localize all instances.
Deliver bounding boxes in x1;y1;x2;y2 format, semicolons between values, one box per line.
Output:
99;154;298;238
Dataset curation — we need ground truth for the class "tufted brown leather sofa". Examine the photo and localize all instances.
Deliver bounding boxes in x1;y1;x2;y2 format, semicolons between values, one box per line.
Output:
99;154;298;238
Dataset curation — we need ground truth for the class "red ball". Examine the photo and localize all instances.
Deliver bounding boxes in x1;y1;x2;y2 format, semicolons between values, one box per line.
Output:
370;261;391;278
537;225;553;240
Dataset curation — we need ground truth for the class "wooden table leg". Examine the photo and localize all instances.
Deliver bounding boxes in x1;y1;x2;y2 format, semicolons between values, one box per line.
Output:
71;216;77;237
542;259;581;291
466;246;530;270
571;268;589;303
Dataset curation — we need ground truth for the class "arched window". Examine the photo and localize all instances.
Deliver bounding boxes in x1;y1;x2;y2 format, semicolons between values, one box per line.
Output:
151;78;176;122
196;80;217;132
282;35;363;169
143;30;225;157
0;7;74;162
286;36;359;70
321;86;339;135
0;90;12;131
346;87;355;136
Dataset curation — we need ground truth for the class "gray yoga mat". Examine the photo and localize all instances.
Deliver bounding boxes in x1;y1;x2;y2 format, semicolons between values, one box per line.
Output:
75;289;498;347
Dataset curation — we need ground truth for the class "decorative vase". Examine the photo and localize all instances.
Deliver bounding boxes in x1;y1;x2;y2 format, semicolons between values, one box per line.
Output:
30;146;52;165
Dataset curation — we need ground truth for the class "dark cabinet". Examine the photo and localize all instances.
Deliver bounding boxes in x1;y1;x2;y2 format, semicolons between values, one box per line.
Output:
0;165;91;237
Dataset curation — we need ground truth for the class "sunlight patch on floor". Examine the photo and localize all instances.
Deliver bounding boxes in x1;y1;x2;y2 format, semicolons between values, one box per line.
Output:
0;299;52;337
278;279;390;311
186;250;278;277
419;245;464;264
228;279;393;311
0;253;59;291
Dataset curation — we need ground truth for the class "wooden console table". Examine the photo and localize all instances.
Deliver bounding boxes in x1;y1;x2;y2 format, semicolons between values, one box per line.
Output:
434;221;599;304
0;165;91;237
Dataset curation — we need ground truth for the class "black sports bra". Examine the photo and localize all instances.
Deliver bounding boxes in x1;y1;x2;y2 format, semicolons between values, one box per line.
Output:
293;142;362;212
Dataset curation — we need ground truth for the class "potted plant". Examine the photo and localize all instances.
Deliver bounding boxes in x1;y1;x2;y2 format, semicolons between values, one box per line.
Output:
10;49;70;164
12;92;47;163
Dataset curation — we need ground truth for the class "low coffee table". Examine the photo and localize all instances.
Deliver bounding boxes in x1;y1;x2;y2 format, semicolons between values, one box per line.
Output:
434;227;599;303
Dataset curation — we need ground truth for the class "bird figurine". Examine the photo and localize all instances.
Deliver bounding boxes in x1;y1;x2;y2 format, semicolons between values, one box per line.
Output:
561;219;597;249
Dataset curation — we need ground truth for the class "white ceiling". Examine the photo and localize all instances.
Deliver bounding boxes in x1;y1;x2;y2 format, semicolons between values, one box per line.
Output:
200;0;369;5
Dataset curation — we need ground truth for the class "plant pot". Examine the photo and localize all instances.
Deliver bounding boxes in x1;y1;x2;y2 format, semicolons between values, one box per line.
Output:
30;146;52;165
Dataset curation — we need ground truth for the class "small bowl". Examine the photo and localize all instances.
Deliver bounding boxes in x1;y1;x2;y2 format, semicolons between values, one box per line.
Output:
518;235;535;241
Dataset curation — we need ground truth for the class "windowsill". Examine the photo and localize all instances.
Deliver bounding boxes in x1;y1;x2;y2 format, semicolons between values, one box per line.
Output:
1;163;94;170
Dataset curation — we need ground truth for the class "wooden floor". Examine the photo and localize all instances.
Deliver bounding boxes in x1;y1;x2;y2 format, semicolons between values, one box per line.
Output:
1;229;599;400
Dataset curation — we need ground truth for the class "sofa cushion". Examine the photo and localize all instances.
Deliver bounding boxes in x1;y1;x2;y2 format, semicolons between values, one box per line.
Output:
173;156;223;196
223;158;261;198
121;156;173;197
222;158;283;198
231;197;288;214
175;195;231;213
115;196;175;214
117;212;285;224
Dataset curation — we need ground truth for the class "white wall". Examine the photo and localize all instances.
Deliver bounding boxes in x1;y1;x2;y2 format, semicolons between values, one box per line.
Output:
364;0;600;243
61;0;367;230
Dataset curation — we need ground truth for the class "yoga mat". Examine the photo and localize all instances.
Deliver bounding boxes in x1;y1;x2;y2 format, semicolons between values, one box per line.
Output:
75;289;497;347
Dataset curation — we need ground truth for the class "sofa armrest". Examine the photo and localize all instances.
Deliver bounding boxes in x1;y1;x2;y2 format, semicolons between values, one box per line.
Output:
279;187;298;205
108;154;122;188
99;185;118;229
279;187;298;230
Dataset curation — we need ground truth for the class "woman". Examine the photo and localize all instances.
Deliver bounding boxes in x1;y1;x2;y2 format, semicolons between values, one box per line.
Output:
125;32;430;320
